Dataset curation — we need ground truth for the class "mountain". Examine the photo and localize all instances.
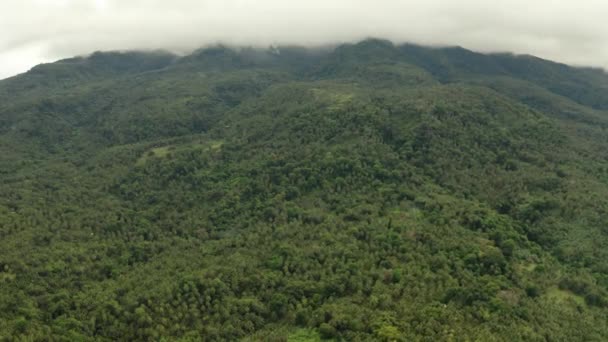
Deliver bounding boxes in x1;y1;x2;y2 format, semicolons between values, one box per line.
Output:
1;39;608;341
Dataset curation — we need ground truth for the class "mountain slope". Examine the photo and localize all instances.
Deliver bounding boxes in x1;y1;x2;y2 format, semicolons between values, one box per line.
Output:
1;39;608;341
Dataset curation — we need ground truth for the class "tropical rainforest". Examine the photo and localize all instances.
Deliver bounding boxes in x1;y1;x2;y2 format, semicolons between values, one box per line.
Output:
1;39;608;341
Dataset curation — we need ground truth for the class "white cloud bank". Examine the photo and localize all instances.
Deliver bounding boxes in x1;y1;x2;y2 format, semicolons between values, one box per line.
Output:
1;0;608;79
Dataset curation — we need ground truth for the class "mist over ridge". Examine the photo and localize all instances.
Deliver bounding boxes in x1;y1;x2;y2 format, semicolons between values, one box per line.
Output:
2;0;608;79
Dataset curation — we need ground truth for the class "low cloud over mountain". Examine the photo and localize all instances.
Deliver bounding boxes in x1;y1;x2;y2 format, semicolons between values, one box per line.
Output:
1;0;608;79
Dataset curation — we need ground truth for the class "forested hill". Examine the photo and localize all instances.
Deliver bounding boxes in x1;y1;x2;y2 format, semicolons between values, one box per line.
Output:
2;39;608;341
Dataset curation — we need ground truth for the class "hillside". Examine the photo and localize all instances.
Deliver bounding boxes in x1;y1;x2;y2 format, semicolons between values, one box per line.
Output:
1;39;608;341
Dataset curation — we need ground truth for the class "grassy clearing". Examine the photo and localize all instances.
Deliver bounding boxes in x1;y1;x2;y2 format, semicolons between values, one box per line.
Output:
136;140;223;166
546;286;585;306
288;329;323;342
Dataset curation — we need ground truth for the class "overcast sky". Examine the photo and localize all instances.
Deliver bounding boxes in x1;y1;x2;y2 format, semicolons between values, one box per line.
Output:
1;0;608;79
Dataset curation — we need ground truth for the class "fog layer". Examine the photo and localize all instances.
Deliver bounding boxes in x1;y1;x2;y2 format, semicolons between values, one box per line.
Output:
1;0;608;79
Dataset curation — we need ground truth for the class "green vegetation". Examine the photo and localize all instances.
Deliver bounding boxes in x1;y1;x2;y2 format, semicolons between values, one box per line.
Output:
1;39;608;340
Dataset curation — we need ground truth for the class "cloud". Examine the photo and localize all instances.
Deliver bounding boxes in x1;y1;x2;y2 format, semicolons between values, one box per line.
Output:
1;0;608;79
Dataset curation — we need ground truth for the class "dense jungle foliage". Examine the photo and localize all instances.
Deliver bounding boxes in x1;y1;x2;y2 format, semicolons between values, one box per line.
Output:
1;39;608;341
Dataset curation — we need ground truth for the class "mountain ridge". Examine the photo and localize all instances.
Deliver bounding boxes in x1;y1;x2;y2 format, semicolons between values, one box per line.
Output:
1;38;608;340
